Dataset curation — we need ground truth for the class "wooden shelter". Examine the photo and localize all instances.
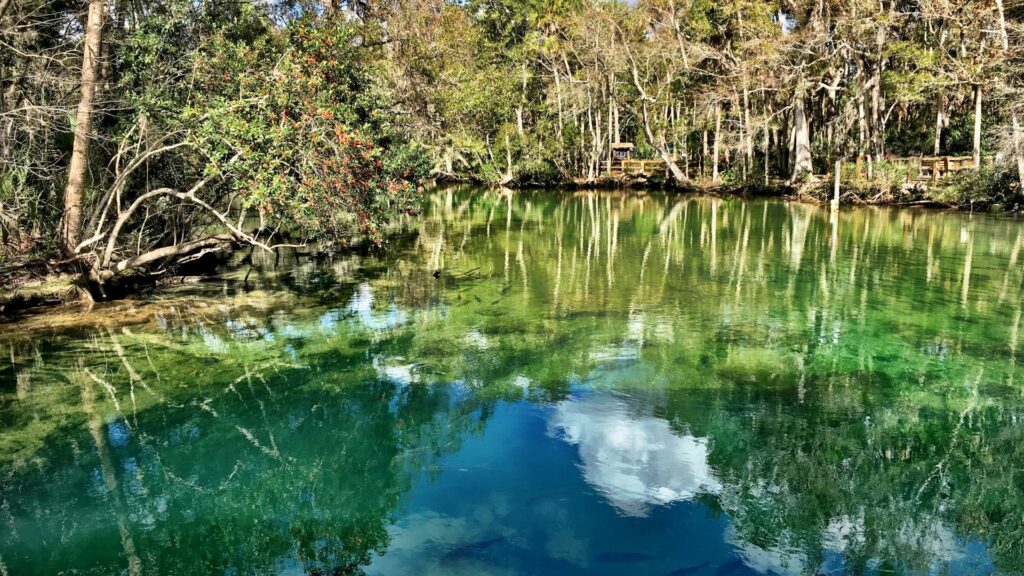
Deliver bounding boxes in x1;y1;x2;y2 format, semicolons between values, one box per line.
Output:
609;142;677;177
611;142;635;161
610;142;635;175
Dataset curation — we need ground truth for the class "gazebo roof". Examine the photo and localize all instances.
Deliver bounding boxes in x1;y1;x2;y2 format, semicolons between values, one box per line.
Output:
611;142;635;149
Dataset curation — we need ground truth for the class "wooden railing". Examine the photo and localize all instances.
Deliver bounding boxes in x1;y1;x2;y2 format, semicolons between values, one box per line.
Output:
610;158;673;176
854;155;992;183
610;154;991;181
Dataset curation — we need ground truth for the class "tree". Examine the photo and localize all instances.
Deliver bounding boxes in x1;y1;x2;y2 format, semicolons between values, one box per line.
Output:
73;11;423;288
60;0;105;257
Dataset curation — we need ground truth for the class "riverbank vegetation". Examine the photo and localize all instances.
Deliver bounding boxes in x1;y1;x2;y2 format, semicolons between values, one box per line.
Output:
1;1;426;294
1;0;1024;296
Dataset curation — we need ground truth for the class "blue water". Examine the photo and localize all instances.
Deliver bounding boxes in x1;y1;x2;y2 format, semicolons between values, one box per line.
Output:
366;388;995;576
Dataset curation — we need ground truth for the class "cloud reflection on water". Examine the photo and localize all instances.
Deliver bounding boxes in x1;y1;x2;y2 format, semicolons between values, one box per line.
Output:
548;392;720;517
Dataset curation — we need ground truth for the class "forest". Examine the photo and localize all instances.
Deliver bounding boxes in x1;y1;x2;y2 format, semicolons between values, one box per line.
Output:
1;0;1023;293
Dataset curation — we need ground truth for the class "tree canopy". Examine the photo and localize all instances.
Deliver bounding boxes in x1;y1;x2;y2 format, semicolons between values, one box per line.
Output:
1;0;1023;287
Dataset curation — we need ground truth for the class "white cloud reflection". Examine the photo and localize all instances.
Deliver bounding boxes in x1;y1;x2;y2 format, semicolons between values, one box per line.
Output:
548;393;720;517
348;283;407;331
366;511;519;576
724;527;807;575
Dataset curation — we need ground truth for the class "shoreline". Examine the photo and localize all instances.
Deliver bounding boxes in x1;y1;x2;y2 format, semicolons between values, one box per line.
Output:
0;184;1016;319
438;172;1013;211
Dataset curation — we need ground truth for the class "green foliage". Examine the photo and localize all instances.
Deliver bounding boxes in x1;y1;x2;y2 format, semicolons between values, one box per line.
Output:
929;167;1021;208
186;18;423;245
1;0;433;276
839;159;909;198
883;41;939;107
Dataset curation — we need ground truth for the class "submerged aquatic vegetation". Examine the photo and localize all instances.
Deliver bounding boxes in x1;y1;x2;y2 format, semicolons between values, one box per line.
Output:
1;189;1023;575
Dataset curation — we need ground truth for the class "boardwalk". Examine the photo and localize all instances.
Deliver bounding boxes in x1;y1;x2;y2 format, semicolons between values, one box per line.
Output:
609;154;992;183
610;158;674;177
881;155;990;183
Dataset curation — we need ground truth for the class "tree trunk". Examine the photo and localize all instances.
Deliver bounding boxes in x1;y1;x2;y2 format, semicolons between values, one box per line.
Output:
504;130;514;184
61;0;105;257
763;111;770;185
870;70;882;160
683;110;690;180
857;60;867;159
832;158;842;209
791;93;813;179
933;92;944;155
712;103;721;183
871;8;890;162
743;88;753;180
1014;115;1024;190
702;126;708;178
641;101;687;183
994;0;1022;187
553;64;564;142
613;100;620;143
973;84;982;169
516;62;526;138
97;234;233;282
607;97;613;174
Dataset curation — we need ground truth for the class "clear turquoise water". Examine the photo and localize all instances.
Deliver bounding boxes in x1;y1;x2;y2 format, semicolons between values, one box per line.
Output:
2;189;1023;575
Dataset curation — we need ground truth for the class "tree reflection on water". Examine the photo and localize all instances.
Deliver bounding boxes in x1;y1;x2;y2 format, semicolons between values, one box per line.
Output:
1;189;1023;575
